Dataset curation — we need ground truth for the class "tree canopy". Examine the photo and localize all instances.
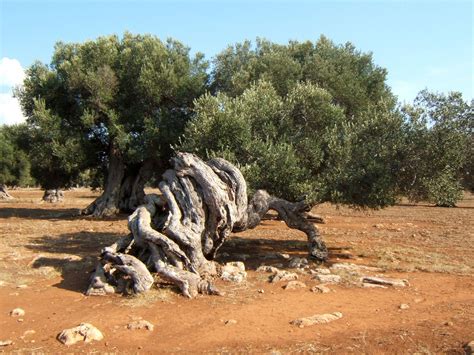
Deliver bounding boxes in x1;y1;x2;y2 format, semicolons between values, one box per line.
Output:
13;33;473;210
16;33;208;213
182;37;403;208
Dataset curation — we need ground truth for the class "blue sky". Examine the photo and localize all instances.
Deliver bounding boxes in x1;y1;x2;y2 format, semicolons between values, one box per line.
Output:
0;0;472;124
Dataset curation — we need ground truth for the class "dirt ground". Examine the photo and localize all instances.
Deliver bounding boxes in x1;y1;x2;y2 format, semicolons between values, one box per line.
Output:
0;188;473;354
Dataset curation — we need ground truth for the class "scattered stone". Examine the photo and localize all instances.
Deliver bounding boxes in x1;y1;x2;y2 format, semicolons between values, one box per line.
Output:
57;323;104;345
330;263;382;273
290;312;343;328
399;304;410;310
221;262;247;283
288;257;308;269
10;308;25;317
444;321;453;326
311;268;331;275
373;224;384;228
312;274;341;284
362;283;387;289
361;276;409;287
270;270;298;283
464;340;474;355
17;284;28;289
278;253;291;260
0;340;13;347
127;320;154;331
258;289;265;294
256;265;280;273
224;319;237;325
311;285;331;293
283;281;307;290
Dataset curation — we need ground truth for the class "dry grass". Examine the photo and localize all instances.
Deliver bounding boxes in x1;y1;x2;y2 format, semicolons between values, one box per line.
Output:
370;245;472;275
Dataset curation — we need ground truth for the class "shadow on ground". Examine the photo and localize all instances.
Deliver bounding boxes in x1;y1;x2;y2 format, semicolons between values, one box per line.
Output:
0;207;129;220
27;231;125;293
26;231;351;294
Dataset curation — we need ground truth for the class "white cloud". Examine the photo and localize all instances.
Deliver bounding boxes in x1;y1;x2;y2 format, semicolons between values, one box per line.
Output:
0;93;26;125
0;57;27;125
0;57;26;87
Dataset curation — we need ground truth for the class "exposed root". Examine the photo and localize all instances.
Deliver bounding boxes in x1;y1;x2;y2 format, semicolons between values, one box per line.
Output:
87;153;327;298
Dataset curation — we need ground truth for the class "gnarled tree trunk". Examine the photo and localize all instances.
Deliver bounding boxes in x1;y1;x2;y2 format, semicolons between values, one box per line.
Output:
87;153;328;298
82;146;155;217
0;185;14;200
42;189;64;203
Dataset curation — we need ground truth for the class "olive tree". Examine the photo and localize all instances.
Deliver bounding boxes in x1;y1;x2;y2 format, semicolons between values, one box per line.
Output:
16;33;208;215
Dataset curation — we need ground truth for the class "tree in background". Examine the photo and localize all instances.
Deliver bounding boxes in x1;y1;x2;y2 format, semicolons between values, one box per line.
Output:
16;33;208;215
399;90;473;207
0;124;35;187
182;37;403;208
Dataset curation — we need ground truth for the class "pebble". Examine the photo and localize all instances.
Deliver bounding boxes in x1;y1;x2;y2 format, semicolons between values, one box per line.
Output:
10;308;25;317
224;319;237;325
399;304;410;310
0;340;13;347
310;284;331;293
270;270;298;283
290;312;343;327
361;276;409;287
221;262;247;283
312;274;341;284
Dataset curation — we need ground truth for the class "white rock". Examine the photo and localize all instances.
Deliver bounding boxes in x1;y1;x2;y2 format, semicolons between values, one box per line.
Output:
221;262;247;283
311;284;331;293
224;319;237;325
312;274;341;284
330;263;382;273
311;268;331;275
290;312;343;327
256;265;280;273
361;276;409;287
288;257;308;269
270;270;298;283
399;304;410;310
57;323;103;345
362;282;387;289
0;340;13;347
10;308;25;317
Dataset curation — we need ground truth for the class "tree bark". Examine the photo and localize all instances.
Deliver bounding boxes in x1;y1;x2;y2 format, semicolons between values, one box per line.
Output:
87;153;328;298
0;184;14;200
82;146;155;217
42;189;64;203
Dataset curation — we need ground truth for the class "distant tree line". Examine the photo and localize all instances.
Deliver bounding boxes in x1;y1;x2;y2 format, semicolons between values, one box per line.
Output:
1;33;472;210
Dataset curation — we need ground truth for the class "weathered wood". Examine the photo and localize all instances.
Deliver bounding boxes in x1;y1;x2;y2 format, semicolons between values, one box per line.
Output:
0;185;14;200
87;153;328;298
42;189;64;203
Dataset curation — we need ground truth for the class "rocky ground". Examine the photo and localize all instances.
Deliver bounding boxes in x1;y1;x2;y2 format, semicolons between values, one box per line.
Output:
0;189;473;353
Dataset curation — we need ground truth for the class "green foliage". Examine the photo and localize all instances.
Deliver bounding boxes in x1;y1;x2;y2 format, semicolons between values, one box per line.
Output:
183;37;402;208
15;33;208;189
0;124;35;187
399;90;472;206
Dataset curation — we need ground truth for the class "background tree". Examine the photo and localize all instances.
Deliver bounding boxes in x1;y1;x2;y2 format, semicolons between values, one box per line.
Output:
398;90;473;207
182;37;403;208
0;124;35;187
16;33;208;216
